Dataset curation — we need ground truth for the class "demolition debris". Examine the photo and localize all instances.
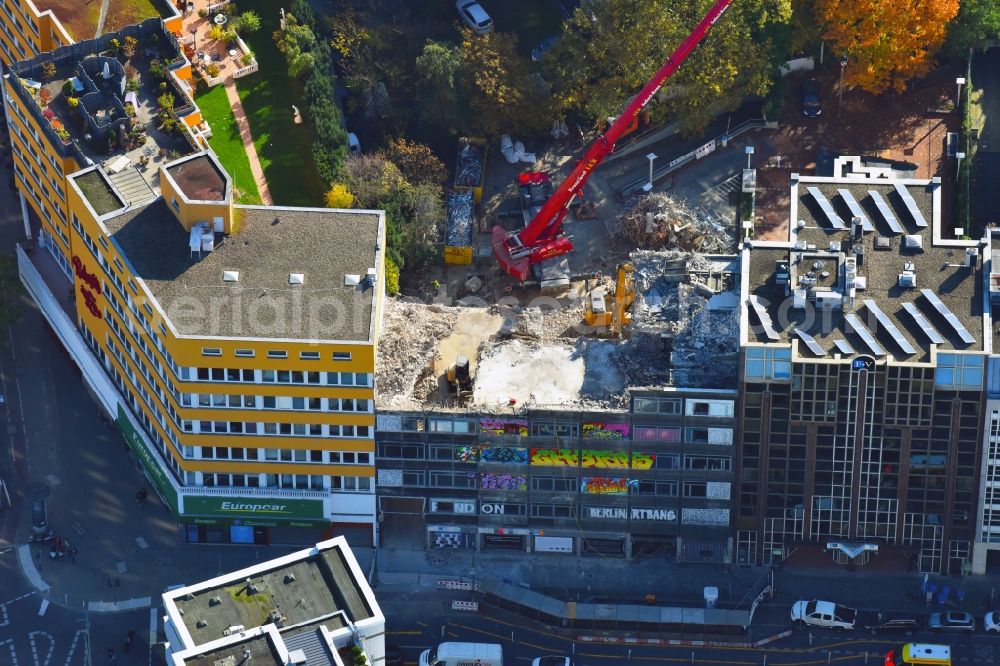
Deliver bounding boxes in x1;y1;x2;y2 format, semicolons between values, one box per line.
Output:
613;192;735;254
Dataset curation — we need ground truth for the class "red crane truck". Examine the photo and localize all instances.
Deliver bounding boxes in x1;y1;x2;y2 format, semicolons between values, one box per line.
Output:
491;0;735;281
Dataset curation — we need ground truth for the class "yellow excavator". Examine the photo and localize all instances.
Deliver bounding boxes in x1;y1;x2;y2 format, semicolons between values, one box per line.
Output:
584;262;636;337
446;356;474;401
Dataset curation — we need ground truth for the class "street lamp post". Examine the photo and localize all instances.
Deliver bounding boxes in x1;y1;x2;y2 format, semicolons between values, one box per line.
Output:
643;152;657;193
745;145;755;170
956;151;965;181
189;25;197;50
956;77;966;109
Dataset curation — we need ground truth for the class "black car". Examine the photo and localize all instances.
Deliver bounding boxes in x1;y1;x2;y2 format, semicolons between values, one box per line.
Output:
802;80;822;117
858;611;922;635
384;646;403;666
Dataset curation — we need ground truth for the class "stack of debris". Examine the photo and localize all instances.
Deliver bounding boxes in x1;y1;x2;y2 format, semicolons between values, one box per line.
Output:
614;192;734;253
455;139;485;187
446;189;474;247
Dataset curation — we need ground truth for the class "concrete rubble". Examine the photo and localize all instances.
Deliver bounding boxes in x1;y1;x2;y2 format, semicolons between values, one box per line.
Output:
613;192;734;254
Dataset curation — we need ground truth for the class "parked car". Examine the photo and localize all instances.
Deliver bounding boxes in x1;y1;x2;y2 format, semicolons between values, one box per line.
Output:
857;611;922;636
531;35;560;62
801;79;822;117
985;611;1000;632
532;658;571;666
790;600;858;630
455;1;493;34
385;646;403;666
928;611;975;633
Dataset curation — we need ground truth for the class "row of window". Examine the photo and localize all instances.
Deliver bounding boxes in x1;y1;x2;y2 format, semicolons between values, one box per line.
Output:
187;367;371;387
184;419;371;438
192;446;371;465
197;472;371;492
413;471;721;498
184;393;371;412
202;347;352;361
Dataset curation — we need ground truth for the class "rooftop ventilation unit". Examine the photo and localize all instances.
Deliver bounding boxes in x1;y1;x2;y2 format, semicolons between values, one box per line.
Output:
965;248;978;268
904;234;923;251
874;237;891;251
367;267;377;286
289;273;304;285
289;649;307;665
222;624;245;636
898;271;917;288
344;274;361;286
223;271;239;282
209;596;222;606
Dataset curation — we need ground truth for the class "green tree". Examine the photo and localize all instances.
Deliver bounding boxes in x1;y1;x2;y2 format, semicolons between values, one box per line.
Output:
946;0;1000;56
550;0;789;135
273;13;317;77
382;137;447;187
457;27;553;136
414;40;462;129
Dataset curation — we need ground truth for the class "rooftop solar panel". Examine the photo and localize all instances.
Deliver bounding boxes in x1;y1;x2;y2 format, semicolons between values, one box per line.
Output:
862;300;917;355
894;183;928;228
838;189;874;232
794;328;826;356
901;301;946;345
807;187;847;229
833;339;855;355
920;288;974;344
868;190;904;234
845;313;886;356
748;296;780;341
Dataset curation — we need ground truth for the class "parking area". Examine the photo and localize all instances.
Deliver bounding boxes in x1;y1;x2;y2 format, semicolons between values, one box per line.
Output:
753;64;963;239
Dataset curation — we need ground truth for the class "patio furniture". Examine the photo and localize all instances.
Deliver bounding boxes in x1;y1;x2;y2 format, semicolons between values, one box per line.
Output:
107;155;131;173
228;49;238;57
124;91;138;110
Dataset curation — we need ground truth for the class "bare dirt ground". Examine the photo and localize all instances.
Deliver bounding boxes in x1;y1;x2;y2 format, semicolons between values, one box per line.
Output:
754;64;962;240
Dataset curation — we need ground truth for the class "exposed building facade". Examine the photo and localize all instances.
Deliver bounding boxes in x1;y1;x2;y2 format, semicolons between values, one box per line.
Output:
376;389;737;560
736;157;987;574
11;21;384;544
163;536;385;666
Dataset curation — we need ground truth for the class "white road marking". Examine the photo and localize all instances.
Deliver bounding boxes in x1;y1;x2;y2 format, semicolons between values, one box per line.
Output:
0;638;18;666
37;599;48;616
64;630;86;666
28;630;54;666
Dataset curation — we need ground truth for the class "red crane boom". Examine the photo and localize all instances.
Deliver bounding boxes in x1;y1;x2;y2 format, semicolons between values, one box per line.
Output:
492;0;734;281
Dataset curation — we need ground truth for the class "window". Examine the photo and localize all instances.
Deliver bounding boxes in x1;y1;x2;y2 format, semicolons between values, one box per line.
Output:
684;455;732;471
202;348;222;357
333;352;352;361
235;349;255;358
633;397;682;414
936;353;984;389
267;350;287;359
744;346;792;382
170;198;179;212
530;504;575;518
684;481;708;497
300;351;320;360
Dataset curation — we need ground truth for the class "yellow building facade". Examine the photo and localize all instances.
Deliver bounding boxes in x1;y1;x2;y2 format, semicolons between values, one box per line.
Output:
9;18;385;545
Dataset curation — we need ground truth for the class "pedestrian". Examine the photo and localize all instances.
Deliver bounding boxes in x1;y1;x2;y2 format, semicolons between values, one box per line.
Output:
71;547;78;564
432;279;440;293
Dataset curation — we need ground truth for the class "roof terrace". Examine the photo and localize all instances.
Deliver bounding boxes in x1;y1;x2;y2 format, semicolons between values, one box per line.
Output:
8;19;198;202
30;0;177;43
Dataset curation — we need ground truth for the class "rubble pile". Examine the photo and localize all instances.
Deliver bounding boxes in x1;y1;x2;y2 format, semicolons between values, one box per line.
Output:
455;139;485;186
446;189;474;246
614;192;734;253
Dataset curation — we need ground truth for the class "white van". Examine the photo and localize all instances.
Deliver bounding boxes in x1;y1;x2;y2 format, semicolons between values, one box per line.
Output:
419;642;502;666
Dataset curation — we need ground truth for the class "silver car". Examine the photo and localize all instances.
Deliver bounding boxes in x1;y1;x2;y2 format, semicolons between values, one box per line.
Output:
928;611;975;633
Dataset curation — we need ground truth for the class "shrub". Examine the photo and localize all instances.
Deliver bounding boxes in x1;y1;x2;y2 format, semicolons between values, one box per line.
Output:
237;10;260;34
123;36;138;59
62;80;74;95
385;259;400;295
110;38;121;54
325;183;354;208
205;63;221;78
38;88;52;106
67;97;79;109
157;92;175;111
126;77;140;92
50;118;62;130
198;8;208;18
148;59;166;81
56;127;70;141
43;108;55;120
209;25;225;42
241;52;255;67
41;62;56;80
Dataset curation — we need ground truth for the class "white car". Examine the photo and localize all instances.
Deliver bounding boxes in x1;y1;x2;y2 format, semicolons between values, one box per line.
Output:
791;599;858;630
455;0;493;34
984;611;1000;632
532;659;571;666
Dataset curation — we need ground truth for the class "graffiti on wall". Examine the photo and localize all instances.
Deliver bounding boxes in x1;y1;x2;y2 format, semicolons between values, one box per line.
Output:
582;422;630;440
529;449;654;470
480;446;528;464
580;477;635;495
455;446;480;462
481;472;528;491
480;418;528;437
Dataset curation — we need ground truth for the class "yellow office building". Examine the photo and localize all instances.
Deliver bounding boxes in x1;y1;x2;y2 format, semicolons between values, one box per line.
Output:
8;19;385;545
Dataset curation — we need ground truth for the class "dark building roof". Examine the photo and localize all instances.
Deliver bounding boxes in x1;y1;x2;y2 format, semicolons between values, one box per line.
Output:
105;200;381;342
166;155;228;202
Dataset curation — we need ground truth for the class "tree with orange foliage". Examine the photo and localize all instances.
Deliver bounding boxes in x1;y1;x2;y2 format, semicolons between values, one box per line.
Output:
816;0;959;94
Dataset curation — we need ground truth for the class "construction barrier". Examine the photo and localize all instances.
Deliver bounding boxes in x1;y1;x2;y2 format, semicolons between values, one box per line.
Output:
444;246;473;265
451;600;480;612
436;579;476;590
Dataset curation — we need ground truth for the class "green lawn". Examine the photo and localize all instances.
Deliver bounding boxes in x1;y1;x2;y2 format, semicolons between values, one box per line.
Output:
195;85;262;205
231;0;326;207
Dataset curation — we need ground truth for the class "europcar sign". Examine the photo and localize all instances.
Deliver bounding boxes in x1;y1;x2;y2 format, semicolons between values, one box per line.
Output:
182;495;325;522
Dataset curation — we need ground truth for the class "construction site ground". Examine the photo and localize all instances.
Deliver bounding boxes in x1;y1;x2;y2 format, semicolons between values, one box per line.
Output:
752;63;962;240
